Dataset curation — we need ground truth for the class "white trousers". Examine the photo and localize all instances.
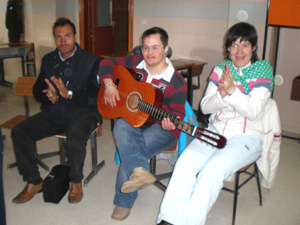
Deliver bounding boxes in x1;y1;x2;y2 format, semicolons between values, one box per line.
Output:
157;135;262;225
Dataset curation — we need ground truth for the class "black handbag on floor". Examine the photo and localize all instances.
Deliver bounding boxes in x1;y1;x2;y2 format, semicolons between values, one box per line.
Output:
43;165;70;204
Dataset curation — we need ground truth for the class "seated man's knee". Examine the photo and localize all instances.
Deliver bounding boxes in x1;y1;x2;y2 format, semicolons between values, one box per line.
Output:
113;118;128;135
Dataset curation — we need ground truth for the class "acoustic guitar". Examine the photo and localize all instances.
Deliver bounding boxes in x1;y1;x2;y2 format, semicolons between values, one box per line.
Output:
97;65;226;149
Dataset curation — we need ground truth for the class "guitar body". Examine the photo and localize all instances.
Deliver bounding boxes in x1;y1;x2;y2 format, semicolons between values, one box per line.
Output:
97;65;160;127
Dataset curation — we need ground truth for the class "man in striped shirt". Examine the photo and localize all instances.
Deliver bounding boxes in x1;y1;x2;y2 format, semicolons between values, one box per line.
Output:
98;27;187;221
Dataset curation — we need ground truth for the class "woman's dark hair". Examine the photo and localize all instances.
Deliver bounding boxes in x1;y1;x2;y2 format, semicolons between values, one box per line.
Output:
225;22;258;63
142;27;168;48
52;17;77;36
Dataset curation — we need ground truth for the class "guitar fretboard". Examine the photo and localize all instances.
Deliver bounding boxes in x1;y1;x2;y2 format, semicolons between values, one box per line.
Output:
137;98;227;148
138;99;197;135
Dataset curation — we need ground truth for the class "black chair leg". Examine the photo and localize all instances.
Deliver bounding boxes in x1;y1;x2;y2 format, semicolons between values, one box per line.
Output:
232;172;240;225
36;158;49;172
150;156;156;175
149;156;169;191
222;163;263;225
255;164;263;206
33;65;36;77
58;137;67;165
84;132;105;187
26;64;30;77
7;162;17;170
111;119;114;132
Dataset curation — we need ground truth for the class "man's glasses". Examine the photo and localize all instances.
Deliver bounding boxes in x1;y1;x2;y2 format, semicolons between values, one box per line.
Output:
142;45;164;52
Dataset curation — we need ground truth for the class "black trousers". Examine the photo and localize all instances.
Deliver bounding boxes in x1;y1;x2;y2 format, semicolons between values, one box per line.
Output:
11;112;98;184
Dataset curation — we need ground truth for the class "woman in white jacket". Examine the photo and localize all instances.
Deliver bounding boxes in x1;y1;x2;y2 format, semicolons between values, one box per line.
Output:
156;22;274;225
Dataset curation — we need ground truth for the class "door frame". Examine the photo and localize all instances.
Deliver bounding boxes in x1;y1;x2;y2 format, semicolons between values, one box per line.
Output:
78;0;133;53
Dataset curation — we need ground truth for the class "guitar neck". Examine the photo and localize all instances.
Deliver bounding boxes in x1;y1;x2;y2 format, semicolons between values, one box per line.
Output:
138;98;193;132
138;99;226;149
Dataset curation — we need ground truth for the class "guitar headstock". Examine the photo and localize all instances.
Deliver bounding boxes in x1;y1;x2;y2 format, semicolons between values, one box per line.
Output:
194;128;226;149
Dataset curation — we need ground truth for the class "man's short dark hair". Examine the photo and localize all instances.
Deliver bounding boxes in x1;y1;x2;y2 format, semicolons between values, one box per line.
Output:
142;27;168;47
52;17;76;36
225;22;258;63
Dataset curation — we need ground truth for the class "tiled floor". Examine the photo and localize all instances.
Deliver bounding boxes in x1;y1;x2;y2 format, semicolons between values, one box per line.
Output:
1;74;300;225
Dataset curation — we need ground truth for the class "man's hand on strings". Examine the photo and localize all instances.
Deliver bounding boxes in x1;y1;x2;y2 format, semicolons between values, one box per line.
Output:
162;117;176;131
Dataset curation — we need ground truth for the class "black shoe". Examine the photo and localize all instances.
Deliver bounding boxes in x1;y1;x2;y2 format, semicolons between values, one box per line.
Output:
157;220;173;225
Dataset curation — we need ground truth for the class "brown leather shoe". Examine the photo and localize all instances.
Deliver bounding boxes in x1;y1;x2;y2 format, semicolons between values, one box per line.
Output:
12;181;43;203
68;182;83;203
111;206;131;221
121;167;156;193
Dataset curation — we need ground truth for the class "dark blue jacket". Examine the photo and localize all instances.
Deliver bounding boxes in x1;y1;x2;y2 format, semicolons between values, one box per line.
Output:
33;43;102;125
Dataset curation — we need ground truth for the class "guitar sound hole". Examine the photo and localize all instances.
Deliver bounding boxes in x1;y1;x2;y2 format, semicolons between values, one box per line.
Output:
126;91;142;113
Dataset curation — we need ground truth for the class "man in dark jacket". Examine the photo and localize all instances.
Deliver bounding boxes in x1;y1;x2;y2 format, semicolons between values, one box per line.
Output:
11;17;101;204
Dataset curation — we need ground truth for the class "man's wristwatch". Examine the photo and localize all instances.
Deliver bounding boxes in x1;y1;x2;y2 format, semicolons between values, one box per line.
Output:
67;90;73;99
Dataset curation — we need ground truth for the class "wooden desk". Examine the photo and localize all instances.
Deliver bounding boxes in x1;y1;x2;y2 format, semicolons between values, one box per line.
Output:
0;42;29;87
171;59;207;105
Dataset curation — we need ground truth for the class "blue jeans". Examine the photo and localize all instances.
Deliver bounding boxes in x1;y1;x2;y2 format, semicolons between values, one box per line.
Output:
157;135;263;225
113;118;177;208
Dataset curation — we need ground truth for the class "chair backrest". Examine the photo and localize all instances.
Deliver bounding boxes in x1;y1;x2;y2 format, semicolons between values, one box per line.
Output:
178;101;198;156
1;77;37;129
132;45;172;58
14;77;37;96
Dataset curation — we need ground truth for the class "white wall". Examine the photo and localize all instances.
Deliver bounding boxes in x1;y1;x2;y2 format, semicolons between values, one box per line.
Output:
0;0;299;135
0;0;79;76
